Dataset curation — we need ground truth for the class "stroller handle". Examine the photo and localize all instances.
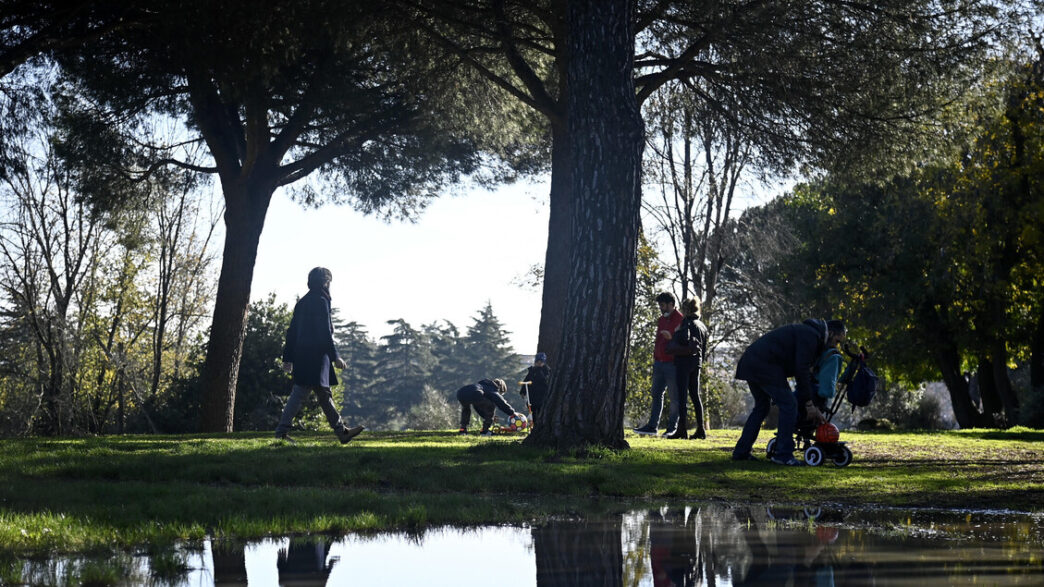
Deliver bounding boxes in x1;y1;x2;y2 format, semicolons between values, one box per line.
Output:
843;342;870;360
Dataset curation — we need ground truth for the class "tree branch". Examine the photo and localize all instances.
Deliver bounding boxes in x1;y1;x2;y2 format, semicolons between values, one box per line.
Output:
492;0;561;121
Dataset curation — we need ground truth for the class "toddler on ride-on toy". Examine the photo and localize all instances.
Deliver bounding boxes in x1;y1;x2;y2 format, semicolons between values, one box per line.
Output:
768;341;878;467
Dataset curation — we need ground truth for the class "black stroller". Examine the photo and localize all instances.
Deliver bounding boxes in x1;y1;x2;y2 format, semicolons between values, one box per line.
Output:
766;343;877;467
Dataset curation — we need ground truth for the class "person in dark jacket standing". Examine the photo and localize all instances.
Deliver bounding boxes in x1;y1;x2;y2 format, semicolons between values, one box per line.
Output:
666;298;709;440
457;378;522;436
519;352;551;417
276;267;364;444
731;319;838;465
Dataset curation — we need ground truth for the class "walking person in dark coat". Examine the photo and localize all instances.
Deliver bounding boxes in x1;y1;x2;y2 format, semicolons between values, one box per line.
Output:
666;298;710;439
731;319;837;465
519;352;551;417
457;378;522;436
276;267;364;444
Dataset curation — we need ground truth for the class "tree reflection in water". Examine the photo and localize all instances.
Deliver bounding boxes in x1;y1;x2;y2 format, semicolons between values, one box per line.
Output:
620;505;867;587
276;538;334;584
212;537;334;585
533;506;857;587
534;519;623;586
212;541;247;583
6;505;1043;585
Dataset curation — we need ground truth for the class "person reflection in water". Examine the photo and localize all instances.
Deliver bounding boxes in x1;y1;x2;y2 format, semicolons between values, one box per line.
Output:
648;508;697;586
732;507;839;587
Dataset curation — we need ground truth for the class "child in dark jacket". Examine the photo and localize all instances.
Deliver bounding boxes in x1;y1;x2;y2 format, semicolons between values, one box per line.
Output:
519;352;551;416
457;378;521;436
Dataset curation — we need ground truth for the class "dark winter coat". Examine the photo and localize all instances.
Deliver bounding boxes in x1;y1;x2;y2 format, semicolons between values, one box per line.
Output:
282;289;341;388
734;319;827;404
457;379;516;416
519;364;551;410
667;316;708;364
669;315;709;388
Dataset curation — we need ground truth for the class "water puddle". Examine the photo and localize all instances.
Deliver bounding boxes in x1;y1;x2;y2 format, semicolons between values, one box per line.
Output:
5;504;1042;585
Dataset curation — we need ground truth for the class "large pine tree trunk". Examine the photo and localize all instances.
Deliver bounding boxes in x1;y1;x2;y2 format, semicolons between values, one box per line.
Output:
525;0;643;451
535;120;573;363
199;181;274;432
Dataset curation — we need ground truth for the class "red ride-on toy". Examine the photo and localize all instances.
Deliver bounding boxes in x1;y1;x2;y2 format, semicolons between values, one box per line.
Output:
766;343;877;467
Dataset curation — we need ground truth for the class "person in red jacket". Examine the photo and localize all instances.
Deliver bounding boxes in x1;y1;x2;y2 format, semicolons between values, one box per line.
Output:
632;292;685;438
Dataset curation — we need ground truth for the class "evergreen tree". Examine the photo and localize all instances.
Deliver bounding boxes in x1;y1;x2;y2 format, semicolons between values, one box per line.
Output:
424;320;468;393
375;319;434;425
461;302;519;384
334;319;380;425
51;0;484;432
731;48;1044;429
525;0;644;450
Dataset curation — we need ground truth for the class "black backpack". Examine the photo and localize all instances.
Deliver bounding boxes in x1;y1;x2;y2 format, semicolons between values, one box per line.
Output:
847;364;878;407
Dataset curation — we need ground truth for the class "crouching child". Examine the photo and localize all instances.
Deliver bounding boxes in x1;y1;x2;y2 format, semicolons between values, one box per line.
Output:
457;378;522;436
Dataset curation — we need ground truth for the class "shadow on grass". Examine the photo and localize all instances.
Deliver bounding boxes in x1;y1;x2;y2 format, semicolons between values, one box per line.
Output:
850;458;1044;467
952;429;1044;442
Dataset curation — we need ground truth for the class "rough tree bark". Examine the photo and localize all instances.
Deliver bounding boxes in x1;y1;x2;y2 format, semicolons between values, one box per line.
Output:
198;179;274;432
524;0;644;451
535;120;572;363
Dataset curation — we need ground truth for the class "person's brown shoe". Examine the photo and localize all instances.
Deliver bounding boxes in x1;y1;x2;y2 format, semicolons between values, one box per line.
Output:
690;429;707;440
337;425;365;444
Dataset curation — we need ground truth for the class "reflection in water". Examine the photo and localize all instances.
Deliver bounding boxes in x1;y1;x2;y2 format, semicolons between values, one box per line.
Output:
212;539;247;584
276;538;334;584
6;505;1043;586
535;520;622;586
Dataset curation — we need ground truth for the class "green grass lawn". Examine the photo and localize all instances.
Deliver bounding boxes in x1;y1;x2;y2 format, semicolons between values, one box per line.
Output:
1;428;1042;554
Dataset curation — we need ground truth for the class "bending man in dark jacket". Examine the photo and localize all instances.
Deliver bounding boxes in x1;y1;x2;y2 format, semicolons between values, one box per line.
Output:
731;319;834;465
276;267;364;444
457;378;521;436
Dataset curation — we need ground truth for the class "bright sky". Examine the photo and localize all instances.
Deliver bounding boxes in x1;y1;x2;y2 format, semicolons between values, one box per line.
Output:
249;179;551;354
245;170;784;356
